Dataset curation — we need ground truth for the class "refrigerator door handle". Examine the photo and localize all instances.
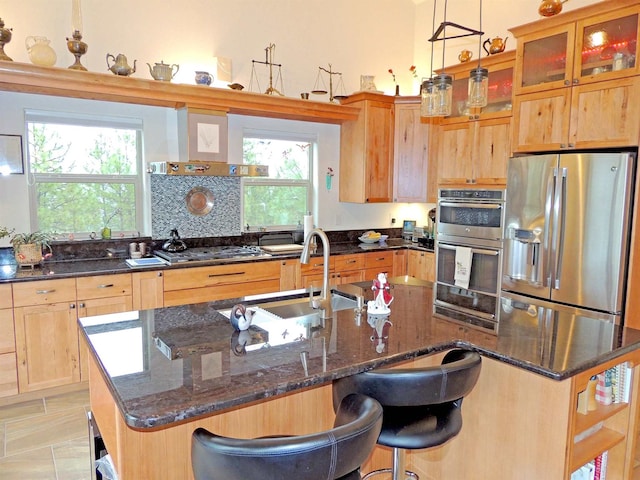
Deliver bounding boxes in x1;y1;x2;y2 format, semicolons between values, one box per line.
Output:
551;167;568;290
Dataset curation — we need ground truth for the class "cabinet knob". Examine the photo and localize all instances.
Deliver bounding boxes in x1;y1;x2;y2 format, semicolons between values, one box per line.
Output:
573;78;579;85
564;79;571;86
79;303;85;308
70;303;76;309
157;271;163;277
568;143;575;148
560;143;566;148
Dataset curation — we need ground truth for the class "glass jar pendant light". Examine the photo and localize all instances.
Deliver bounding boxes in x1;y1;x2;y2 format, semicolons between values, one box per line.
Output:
434;73;453;116
467;0;488;107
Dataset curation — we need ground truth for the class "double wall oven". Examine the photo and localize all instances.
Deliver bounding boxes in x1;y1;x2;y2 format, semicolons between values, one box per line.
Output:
434;188;505;333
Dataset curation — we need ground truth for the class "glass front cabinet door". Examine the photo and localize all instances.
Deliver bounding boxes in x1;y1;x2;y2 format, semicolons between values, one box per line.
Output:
513;5;640;95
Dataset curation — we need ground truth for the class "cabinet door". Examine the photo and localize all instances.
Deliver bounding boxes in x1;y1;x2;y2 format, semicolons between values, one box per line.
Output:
340;94;394;203
279;259;299;291
407;250;435;282
393;101;429;202
473;117;512;184
78;295;133;381
514;23;575;94
0;308;17;398
569;76;640;149
392;250;407;277
132;271;164;310
14;303;79;392
437;122;473;184
512;88;572;152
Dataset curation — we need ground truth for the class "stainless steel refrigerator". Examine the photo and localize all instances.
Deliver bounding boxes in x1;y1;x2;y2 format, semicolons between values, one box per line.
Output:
501;152;636;324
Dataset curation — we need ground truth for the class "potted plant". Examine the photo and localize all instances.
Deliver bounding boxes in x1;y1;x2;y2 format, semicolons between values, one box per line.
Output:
10;231;54;267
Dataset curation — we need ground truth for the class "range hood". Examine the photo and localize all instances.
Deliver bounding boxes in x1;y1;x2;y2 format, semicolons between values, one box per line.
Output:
147;160;268;177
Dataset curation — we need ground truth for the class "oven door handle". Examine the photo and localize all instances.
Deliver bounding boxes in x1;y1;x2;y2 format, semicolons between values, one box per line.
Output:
434;299;496;320
437;244;500;256
439;202;502;209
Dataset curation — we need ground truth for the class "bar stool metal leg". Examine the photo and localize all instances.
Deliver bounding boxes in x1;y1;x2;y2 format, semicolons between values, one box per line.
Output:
361;447;419;480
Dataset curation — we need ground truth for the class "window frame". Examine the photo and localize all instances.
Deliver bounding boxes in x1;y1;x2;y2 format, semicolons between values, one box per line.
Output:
24;110;144;238
241;128;315;231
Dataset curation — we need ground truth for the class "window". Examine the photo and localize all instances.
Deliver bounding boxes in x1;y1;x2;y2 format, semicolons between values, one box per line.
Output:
26;111;142;237
242;131;313;230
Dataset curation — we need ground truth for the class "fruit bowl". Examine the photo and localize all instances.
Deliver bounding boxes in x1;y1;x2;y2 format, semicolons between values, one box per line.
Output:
359;234;389;244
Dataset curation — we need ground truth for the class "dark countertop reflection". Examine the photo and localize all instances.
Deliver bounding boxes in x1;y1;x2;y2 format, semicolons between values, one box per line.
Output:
79;277;640;429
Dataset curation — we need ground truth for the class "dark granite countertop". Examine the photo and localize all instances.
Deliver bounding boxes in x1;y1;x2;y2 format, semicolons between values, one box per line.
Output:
0;238;433;284
78;277;640;430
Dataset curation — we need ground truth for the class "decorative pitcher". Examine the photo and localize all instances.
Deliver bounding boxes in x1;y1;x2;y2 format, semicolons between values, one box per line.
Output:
147;61;179;82
106;53;136;76
539;0;568;17
483;36;508;55
26;36;56;67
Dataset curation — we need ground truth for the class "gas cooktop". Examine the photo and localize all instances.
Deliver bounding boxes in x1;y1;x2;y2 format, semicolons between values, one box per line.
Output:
154;246;271;265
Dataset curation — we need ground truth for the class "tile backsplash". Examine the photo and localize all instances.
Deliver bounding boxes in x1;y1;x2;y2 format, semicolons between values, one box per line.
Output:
151;175;242;239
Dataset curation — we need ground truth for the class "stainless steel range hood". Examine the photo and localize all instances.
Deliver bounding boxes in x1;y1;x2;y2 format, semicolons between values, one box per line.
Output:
147;161;268;177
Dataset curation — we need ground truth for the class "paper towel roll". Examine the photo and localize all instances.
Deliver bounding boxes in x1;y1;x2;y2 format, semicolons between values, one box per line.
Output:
303;214;314;241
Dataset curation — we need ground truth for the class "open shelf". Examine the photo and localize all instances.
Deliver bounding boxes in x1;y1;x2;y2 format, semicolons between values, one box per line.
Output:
570;426;625;473
0;61;360;125
574;402;628;435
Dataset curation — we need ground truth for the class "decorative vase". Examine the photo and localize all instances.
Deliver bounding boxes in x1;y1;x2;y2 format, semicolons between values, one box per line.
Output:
395;85;400;96
26;36;57;67
0;18;13;61
195;71;212;86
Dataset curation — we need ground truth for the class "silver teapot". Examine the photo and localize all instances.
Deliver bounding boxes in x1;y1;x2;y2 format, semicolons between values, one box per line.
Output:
106;53;136;76
148;60;179;82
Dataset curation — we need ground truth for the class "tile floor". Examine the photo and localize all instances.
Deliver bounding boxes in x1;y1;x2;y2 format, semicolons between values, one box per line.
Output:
0;388;92;480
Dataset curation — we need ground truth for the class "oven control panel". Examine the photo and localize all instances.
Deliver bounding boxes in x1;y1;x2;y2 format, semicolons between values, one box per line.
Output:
439;189;505;201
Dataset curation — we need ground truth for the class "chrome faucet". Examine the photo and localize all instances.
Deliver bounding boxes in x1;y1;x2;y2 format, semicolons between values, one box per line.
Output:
300;227;331;317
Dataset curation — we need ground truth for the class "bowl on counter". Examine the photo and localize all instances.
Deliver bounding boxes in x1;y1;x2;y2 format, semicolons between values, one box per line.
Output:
358;234;389;244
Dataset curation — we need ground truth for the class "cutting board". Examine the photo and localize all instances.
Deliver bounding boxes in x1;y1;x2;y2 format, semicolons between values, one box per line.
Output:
261;244;304;254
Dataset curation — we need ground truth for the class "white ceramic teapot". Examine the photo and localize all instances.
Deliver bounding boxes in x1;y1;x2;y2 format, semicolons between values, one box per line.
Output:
148;61;179;82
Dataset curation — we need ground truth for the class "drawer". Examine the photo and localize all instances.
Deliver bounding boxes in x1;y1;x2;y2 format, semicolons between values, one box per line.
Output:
0;284;12;309
13;278;76;307
334;253;364;272
76;274;132;300
300;256;335;276
164;261;280;291
364;251;394;269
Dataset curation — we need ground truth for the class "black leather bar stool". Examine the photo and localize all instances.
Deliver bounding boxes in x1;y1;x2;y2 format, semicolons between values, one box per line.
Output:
332;349;482;480
191;393;383;480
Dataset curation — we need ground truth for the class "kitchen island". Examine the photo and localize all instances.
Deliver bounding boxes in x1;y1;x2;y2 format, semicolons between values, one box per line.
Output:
80;277;640;479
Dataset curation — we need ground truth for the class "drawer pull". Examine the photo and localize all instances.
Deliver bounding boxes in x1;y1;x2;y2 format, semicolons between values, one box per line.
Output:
35;289;56;294
97;284;115;288
208;272;245;278
346;260;357;264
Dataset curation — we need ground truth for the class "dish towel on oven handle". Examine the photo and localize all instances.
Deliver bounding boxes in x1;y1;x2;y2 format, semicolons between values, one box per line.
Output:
454;246;473;290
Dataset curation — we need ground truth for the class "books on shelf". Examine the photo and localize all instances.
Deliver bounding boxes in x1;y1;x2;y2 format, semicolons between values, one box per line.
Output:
571;452;608;480
577;362;633;415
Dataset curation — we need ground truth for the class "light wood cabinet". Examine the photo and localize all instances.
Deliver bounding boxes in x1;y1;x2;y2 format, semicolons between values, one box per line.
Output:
300;256;335;289
407;249;435;283
77;274;134;381
14;304;79;392
437;116;512;186
333;254;365;285
511;2;640;152
364;251;394;281
513;74;640;152
392;250;408;277
0;284;17;398
163;261;281;307
132;271;164;310
393;98;430;203
339;92;395;203
279;259;300;291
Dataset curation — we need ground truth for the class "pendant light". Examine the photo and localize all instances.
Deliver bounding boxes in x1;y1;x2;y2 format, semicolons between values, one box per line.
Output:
467;0;488;108
420;0;438;117
433;0;452;116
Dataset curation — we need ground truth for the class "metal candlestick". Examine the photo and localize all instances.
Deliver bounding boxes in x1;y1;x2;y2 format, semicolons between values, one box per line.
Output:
66;30;88;71
0;18;13;61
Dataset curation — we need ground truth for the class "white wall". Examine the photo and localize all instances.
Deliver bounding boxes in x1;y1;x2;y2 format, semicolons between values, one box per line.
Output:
0;0;605;245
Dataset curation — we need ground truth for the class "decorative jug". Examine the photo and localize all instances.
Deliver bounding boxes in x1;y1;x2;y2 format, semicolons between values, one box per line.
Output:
195;71;212;85
106;53;136;76
483;36;508;55
148;61;179;82
458;49;473;63
26;36;56;67
538;0;568;17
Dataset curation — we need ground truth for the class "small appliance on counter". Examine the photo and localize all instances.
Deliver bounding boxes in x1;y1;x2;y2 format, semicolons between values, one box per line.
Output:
402;220;416;240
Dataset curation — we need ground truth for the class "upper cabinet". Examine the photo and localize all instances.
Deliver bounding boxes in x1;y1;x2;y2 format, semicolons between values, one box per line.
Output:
430;52;515;186
511;1;640;152
393;97;432;203
339;93;395;203
439;51;515;124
